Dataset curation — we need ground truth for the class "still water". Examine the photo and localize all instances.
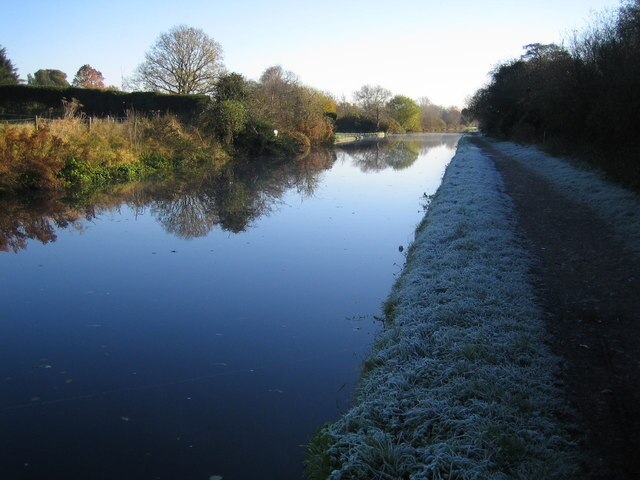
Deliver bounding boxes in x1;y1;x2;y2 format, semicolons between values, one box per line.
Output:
0;134;460;479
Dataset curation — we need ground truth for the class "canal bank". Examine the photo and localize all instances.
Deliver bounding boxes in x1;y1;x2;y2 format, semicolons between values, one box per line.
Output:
306;136;580;479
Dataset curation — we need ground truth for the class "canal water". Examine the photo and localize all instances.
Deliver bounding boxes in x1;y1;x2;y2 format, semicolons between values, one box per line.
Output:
0;134;460;479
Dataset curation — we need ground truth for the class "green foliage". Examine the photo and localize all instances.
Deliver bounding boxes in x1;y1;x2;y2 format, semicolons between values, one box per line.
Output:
142;151;172;170
385;117;405;134
198;73;250;147
0;85;210;122
217;100;247;146
386;95;421;132
215;72;247;103
60;157;144;188
28;69;69;87
304;425;334;480
337;93;463;134
0;46;19;85
60;157;93;186
233;119;278;154
335;114;378;133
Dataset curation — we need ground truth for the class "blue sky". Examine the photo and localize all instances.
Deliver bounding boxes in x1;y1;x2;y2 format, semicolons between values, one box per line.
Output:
1;0;622;107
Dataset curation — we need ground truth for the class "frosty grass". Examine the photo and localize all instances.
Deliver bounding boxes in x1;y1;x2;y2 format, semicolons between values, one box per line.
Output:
316;137;579;479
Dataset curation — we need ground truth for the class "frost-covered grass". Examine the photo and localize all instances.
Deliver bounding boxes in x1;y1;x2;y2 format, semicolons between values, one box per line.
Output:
307;137;579;479
485;139;640;258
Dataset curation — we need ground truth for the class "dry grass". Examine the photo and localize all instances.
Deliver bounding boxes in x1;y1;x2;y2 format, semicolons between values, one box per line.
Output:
0;115;222;193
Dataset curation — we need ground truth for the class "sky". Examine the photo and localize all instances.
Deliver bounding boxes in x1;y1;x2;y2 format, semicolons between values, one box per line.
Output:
1;0;623;107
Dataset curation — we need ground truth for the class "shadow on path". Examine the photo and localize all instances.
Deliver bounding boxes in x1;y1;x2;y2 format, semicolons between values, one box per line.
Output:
470;136;640;480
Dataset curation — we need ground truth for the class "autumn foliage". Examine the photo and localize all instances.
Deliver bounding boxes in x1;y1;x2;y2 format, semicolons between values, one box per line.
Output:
0;114;222;195
0;126;69;191
72;64;105;89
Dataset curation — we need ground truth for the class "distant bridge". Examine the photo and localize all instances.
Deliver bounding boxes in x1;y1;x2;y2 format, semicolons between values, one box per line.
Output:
334;132;385;145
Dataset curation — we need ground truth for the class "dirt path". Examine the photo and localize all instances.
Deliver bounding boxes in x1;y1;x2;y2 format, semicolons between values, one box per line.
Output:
469;137;640;479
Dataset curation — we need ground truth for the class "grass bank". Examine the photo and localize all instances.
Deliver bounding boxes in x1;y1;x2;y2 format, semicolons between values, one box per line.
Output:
0;114;312;197
0;115;224;195
306;136;579;479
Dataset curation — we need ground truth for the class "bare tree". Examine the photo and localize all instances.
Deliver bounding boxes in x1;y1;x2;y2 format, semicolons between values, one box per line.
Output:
353;84;391;130
132;25;224;94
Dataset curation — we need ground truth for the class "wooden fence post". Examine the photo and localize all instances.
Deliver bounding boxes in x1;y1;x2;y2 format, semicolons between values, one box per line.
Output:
88;116;92;132
35;115;40;130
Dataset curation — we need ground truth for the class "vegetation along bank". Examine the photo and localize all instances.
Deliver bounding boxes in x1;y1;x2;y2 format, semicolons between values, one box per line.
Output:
468;0;640;190
305;136;579;479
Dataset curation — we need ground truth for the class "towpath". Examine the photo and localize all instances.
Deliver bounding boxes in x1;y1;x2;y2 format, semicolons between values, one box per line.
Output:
469;136;640;480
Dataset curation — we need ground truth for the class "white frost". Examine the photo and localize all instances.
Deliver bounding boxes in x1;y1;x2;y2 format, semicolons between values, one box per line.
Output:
322;137;579;479
485;139;640;258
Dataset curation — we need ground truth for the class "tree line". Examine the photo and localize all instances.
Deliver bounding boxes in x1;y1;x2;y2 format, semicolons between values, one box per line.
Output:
468;0;640;189
1;24;467;151
0;54;107;89
337;86;468;133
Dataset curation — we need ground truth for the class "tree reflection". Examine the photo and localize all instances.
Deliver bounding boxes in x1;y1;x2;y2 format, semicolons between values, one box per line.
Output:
338;134;459;172
0;149;336;251
0;195;89;252
1;134;459;251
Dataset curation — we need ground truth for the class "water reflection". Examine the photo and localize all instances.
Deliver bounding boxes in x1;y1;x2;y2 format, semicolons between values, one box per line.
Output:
0;135;458;251
0;134;461;480
337;134;460;172
0;151;334;251
0;196;89;252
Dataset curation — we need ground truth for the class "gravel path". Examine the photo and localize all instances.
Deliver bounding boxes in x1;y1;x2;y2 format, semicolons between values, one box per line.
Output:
470;136;640;479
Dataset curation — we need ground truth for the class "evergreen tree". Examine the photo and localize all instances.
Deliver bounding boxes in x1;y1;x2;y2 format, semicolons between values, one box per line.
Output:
0;46;19;85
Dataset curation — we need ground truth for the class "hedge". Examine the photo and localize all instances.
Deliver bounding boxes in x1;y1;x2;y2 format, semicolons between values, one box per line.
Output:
0;85;210;122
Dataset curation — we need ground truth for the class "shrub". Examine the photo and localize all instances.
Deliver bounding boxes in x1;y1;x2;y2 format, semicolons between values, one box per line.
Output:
0;125;68;191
